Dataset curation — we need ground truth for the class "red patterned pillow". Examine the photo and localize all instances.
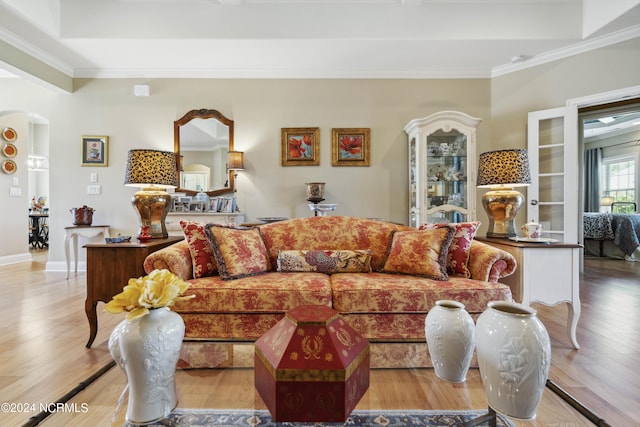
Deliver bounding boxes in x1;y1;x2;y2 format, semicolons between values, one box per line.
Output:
420;222;480;278
205;225;271;280
179;220;217;278
381;227;454;280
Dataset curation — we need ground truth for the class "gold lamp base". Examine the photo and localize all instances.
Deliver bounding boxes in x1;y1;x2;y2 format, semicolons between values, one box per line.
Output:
481;187;524;238
131;187;172;239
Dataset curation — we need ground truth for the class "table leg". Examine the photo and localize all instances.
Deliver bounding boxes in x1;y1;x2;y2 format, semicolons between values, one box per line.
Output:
72;234;79;275
85;298;98;348
567;301;581;350
65;233;72;279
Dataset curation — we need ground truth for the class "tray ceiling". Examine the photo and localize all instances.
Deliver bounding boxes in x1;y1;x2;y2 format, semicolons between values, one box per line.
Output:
0;0;639;84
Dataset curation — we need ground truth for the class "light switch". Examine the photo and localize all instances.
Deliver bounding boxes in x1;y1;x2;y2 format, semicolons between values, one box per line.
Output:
12;177;19;186
87;185;102;195
10;187;21;197
90;173;98;183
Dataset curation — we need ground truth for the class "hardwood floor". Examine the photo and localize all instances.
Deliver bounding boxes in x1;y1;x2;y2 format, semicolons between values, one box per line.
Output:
1;249;638;427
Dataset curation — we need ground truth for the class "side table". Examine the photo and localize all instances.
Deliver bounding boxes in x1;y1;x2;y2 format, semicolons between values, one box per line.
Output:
64;225;111;279
83;236;183;348
476;237;582;349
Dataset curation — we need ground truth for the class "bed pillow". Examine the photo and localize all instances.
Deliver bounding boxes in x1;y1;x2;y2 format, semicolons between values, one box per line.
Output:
381;227;454;280
420;221;480;278
277;249;372;274
179;220;217;278
205;225;271;280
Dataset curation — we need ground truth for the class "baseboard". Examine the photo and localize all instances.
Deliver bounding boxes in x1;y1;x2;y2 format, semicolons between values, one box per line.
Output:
0;252;32;266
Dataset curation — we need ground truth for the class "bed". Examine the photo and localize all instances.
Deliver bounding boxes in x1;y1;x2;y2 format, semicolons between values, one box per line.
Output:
583;212;640;261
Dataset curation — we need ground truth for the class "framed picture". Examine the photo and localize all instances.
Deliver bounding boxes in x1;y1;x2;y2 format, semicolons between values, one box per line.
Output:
81;135;109;166
281;127;320;166
332;128;370;166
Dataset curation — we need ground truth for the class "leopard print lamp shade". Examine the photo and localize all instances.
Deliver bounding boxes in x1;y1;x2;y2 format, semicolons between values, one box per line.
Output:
124;149;178;239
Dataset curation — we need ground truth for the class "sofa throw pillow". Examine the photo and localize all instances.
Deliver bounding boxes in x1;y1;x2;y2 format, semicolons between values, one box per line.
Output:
179;220;217;278
277;249;372;274
205;225;271;280
381;227;455;280
420;221;480;278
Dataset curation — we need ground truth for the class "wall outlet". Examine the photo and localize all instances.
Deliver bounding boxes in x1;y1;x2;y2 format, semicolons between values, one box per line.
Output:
90;173;98;183
9;187;21;197
87;184;101;195
12;177;19;186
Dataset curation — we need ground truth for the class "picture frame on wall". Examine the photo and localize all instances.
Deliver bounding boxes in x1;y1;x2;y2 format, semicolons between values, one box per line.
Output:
332;128;370;166
81;135;109;166
281;127;320;166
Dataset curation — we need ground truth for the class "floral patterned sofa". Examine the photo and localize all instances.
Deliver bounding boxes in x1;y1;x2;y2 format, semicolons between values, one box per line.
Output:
143;216;516;368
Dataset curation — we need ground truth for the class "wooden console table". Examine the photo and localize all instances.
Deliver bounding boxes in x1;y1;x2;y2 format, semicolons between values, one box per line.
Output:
84;236;183;348
476;237;582;349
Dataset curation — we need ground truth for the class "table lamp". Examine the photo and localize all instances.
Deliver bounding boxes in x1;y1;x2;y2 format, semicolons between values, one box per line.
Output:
477;149;531;238
227;151;244;193
600;196;614;213
124;149;178;239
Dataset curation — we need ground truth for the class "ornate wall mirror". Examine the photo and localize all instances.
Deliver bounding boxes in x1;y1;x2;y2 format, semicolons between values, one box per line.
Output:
174;109;234;197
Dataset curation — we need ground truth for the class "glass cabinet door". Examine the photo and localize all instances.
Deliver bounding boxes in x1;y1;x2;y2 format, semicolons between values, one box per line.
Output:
425;129;468;223
404;111;481;227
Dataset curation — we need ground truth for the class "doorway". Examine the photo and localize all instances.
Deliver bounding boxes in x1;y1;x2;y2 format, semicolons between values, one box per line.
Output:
579;100;640;260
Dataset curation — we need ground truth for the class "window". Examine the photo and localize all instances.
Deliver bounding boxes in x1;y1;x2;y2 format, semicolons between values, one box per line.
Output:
602;155;637;213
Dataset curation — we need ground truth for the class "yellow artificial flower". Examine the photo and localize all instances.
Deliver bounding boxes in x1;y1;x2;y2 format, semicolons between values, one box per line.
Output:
105;269;195;321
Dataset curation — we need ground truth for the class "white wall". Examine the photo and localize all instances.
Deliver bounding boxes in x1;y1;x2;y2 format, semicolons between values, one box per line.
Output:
1;37;639;268
486;37;640;230
0;112;31;263
0;77;490;267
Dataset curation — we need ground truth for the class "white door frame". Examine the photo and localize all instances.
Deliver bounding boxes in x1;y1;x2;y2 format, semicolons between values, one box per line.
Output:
568;86;640;269
567;85;640;237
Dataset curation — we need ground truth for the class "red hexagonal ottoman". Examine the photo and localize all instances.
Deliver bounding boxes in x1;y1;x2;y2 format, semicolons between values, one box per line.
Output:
254;305;370;422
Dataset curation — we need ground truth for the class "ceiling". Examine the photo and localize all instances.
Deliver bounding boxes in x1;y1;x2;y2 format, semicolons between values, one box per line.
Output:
1;0;639;84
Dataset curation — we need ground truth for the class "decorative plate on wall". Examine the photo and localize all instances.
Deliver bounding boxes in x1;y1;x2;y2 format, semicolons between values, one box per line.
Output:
2;127;17;142
2;143;17;158
2;159;17;174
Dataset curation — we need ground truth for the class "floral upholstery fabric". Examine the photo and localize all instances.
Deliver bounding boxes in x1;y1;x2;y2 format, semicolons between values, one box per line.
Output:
180;220;217;278
468;240;517;282
259;216;411;271
331;272;511;315
143;240;193;280
205;225;271;280
173;272;332;313
420;221;480;278
277;249;372;273
381;228;454;280
181;312;286;340
143;216;518;358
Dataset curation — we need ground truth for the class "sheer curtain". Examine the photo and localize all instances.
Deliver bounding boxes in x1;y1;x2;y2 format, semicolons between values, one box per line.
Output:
584;147;602;212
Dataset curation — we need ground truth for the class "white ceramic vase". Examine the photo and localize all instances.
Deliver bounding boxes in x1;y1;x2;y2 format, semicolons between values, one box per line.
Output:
475;301;551;420
424;300;475;383
109;307;185;425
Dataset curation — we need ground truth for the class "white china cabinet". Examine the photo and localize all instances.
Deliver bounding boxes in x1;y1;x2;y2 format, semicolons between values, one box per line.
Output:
404;111;481;228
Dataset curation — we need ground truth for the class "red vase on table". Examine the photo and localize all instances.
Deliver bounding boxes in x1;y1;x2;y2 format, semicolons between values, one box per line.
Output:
138;225;152;242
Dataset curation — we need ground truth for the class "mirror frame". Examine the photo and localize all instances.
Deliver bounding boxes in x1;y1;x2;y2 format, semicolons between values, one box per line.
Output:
174;109;235;197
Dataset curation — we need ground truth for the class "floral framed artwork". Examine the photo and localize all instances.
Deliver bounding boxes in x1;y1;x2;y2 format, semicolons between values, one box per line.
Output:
332;128;370;166
81;135;109;166
281;127;320;166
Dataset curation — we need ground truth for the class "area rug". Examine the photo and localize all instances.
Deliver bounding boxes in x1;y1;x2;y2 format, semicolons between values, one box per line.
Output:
130;409;515;427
